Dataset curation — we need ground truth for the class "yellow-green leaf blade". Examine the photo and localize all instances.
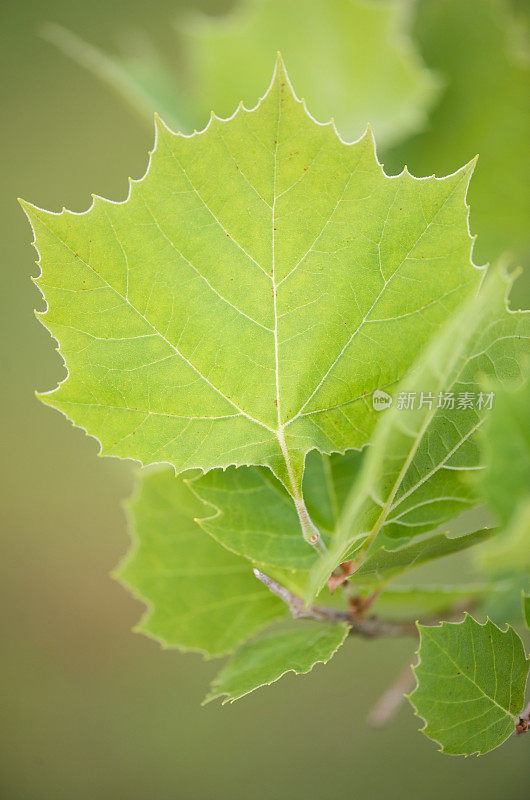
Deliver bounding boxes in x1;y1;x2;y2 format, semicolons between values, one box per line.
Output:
479;377;530;529
24;58;480;491
475;379;530;617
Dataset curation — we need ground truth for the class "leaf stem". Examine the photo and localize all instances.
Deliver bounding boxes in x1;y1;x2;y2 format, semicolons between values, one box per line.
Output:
276;427;327;554
253;569;416;638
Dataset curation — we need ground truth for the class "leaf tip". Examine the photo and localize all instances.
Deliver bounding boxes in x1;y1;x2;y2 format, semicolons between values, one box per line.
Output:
273;50;290;85
18;197;37;221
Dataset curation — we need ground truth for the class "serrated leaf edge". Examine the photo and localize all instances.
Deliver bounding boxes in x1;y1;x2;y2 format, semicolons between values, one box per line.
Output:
20;54;483;488
111;465;285;660
203;621;351;705
407;612;530;757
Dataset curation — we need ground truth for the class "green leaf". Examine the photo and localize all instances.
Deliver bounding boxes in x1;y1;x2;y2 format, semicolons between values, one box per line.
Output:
179;0;439;147
116;467;286;657
205;621;349;704
309;268;530;598
189;465;316;571
372;584;499;621
23;57;479;511
523;592;530;629
350;529;497;585
410;615;529;755
386;0;530;267
189;450;362;571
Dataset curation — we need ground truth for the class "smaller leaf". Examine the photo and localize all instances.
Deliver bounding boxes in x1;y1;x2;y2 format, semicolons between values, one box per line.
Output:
116;467;286;657
410;614;529;755
350;528;496;584
205;622;349;704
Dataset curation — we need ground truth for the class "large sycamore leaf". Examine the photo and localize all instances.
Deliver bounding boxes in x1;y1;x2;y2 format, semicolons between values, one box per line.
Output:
410;615;529;755
309;269;530;598
179;0;438;146
386;0;530;268
205;621;349;704
189;450;363;571
116;467;286;657
23;57;480;511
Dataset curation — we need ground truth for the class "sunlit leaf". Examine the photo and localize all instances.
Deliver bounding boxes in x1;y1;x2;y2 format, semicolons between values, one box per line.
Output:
476;380;530;599
23;57;479;517
479;377;530;529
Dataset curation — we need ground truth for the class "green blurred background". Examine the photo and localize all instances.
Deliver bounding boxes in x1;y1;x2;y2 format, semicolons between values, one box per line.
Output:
1;1;528;798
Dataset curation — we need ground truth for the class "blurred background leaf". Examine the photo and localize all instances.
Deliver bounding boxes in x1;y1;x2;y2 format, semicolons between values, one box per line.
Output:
385;0;530;281
175;0;439;146
1;1;528;798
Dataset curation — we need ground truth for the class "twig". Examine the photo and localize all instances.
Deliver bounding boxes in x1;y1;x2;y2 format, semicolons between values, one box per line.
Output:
253;569;417;639
253;569;349;623
367;658;418;728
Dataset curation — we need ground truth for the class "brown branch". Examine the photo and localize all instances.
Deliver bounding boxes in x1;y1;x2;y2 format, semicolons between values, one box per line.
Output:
253;569;417;639
367;658;418;728
253;569;350;623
